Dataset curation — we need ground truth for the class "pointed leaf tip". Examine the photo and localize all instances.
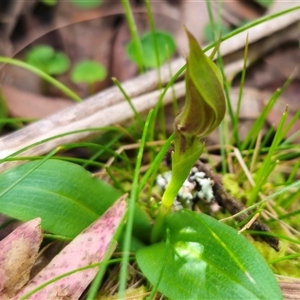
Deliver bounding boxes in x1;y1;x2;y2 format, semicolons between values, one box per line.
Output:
174;28;225;139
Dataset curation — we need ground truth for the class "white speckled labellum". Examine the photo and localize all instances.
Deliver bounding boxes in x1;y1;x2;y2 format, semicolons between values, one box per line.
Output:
0;218;42;298
14;195;127;300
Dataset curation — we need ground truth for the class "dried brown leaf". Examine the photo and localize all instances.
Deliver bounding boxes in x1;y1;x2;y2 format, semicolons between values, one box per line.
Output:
0;218;42;298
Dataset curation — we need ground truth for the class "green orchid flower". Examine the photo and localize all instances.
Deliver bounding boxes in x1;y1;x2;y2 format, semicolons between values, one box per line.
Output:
151;29;226;242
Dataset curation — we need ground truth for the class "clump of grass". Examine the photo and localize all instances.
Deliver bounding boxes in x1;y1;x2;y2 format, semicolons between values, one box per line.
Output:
0;2;300;299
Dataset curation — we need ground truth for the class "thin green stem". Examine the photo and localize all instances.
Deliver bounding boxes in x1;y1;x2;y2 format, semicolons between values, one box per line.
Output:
248;107;288;205
112;77;144;127
19;257;134;300
121;0;144;73
118;110;154;297
0;56;81;102
233;35;249;149
144;0;161;81
137;134;174;195
151;203;170;243
87;205;127;300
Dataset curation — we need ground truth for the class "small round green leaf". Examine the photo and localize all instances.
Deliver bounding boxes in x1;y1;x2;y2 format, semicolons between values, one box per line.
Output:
126;31;176;68
137;210;283;299
40;0;57;6
71;60;107;85
71;0;102;9
25;45;70;75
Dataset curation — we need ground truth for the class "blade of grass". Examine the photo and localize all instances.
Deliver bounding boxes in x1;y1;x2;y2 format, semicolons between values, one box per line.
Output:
19;258;129;300
137;133;174;195
281;110;300;144
82;133;123;168
62;142;132;164
277;190;300;210
260;126;276;150
275;208;300;222
86;210;128;300
269;253;300;265
245;230;300;246
86;241;118;300
248;106;288;205
242;75;292;151
118;109;155;297
121;0;144;73
0;56;81;102
112;77;144;128
5;156;106;169
205;0;233;174
0;117;37;124
233;35;249;149
105;166;127;193
0;126;124;163
205;0;216;41
233;179;300;219
214;60;232;174
282;129;300;145
250;130;262;173
242;90;278;151
287;157;300;184
145;0;161;83
143;0;174;144
0;148;58;199
147;63;185;155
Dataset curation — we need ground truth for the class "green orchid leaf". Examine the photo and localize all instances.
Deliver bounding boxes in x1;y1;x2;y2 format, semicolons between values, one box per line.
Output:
138;210;283;299
0;159;150;240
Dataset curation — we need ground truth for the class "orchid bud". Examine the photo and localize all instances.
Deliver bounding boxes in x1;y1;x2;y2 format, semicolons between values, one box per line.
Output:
174;29;226;139
151;29;226;241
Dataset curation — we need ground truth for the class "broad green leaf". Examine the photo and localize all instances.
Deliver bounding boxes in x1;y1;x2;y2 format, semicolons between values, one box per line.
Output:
0;160;150;240
137;210;283;299
126;31;176;68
